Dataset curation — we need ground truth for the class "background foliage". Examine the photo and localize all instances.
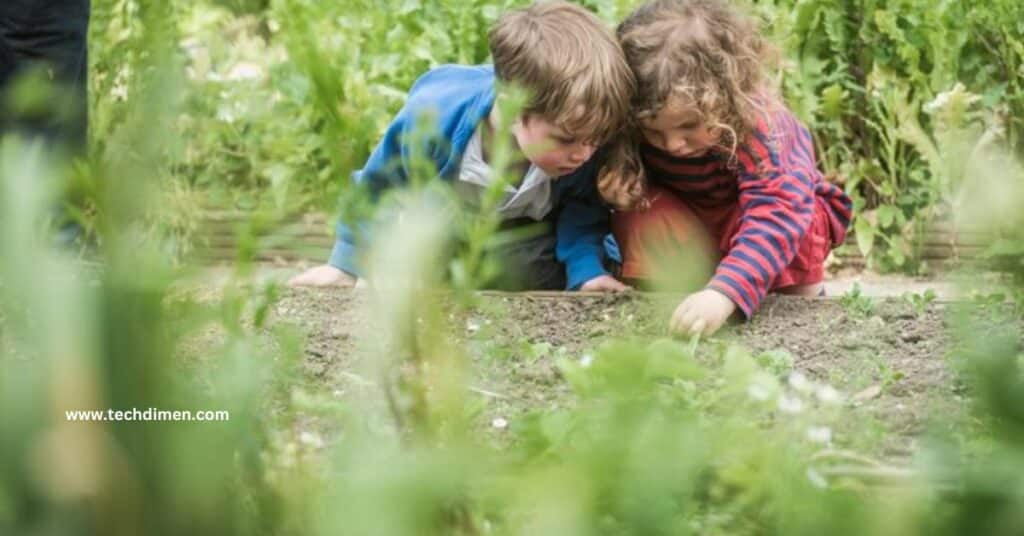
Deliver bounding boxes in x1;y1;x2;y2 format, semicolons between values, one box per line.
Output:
86;0;1024;270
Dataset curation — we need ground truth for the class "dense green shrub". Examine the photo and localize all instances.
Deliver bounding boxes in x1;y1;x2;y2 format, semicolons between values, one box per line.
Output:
87;0;1024;268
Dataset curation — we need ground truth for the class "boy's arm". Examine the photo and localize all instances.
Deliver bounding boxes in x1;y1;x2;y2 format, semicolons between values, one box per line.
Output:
554;166;614;290
327;106;428;278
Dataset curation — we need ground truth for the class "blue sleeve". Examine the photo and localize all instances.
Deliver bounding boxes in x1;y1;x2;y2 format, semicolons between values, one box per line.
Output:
556;199;611;289
555;160;612;290
327;106;438;277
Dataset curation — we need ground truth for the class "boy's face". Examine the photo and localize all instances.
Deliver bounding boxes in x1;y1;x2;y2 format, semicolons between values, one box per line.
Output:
638;98;720;158
513;114;598;177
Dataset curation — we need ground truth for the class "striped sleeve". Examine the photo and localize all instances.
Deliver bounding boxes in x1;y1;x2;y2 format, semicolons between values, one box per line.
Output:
707;116;817;317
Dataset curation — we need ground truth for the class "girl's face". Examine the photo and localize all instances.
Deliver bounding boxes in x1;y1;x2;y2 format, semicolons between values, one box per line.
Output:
637;98;720;158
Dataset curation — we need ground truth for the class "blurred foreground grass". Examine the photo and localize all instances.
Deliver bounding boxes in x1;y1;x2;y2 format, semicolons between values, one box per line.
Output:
2;1;1024;534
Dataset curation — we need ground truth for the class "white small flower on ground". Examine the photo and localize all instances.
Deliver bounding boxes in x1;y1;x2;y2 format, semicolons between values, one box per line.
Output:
806;426;832;444
491;417;508;430
299;431;324;449
816;385;842;405
226;62;265;82
747;382;771;401
466;319;480;333
778;393;804;414
216;106;236;123
788;372;813;393
579;353;594;368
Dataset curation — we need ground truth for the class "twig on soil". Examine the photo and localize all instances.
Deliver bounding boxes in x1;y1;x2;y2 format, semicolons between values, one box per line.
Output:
339;370;375;386
339;370;508;400
811;448;887;467
817;465;916;481
469;386;509;399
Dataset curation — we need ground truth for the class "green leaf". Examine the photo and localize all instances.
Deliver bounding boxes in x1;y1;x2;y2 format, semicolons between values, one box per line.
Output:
876;204;899;228
855;216;875;257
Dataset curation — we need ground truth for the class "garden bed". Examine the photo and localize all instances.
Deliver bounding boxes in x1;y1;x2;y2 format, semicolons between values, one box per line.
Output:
266;289;976;461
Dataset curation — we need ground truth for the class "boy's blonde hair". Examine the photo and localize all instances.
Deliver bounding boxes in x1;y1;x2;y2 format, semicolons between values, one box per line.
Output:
489;0;635;145
598;0;778;209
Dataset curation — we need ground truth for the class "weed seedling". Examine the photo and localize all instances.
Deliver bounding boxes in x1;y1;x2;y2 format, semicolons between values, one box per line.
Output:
902;289;937;315
840;283;875;317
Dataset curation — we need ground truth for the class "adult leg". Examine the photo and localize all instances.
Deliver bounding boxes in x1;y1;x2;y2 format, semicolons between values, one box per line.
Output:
0;0;91;150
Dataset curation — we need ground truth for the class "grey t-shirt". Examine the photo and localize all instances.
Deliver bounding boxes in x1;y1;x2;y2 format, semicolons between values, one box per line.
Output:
453;125;554;221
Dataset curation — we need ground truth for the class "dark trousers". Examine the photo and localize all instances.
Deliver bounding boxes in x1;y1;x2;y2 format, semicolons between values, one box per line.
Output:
482;218;567;291
0;0;90;150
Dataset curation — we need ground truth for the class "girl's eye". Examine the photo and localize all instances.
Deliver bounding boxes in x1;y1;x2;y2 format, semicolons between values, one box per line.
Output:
678;123;700;130
555;137;576;145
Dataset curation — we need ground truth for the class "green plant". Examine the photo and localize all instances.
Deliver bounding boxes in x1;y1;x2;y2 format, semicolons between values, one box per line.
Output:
902;288;937;315
840;282;876;317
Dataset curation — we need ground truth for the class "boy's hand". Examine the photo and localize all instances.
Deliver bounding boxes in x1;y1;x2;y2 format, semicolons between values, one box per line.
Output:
670;289;736;336
580;274;631;292
288;264;357;288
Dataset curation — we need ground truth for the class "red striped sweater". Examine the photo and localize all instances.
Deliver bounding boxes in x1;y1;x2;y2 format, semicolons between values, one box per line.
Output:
641;107;852;317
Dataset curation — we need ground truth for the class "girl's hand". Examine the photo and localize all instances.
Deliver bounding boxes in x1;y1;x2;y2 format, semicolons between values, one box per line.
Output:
580;274;632;292
670;289;737;336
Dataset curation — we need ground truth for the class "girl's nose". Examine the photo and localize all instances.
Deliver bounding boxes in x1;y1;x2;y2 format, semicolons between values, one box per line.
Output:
666;134;689;155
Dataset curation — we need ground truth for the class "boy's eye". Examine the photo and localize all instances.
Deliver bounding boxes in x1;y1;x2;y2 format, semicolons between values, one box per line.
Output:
678;122;700;130
554;136;577;145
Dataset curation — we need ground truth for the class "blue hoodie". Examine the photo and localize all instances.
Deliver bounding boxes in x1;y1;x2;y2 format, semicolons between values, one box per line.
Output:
328;64;612;289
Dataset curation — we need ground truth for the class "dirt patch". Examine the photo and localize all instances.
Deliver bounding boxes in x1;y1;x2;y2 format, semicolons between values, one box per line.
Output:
265;288;973;459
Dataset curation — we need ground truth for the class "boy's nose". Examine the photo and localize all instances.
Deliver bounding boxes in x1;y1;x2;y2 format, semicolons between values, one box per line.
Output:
570;143;596;163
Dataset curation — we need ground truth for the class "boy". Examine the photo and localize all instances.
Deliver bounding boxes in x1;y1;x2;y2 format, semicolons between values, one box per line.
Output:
289;0;634;291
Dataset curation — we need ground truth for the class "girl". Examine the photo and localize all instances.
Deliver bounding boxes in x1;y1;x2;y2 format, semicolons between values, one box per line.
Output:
598;0;852;335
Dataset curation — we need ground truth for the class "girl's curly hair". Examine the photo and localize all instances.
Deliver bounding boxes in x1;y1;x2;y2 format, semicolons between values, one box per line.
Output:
598;0;779;210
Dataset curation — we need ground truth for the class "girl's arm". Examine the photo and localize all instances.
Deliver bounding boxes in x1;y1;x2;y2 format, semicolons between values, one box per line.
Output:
707;115;819;317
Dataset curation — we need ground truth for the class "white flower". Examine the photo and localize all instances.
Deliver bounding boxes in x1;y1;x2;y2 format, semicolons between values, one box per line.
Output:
491;417;509;430
110;83;128;101
226;62;265;82
216;106;236;123
778;393;804;414
747;382;771;401
806;426;832;444
816;385;842;405
298;431;324;449
466;319;480;333
788;372;813;393
579;353;594;368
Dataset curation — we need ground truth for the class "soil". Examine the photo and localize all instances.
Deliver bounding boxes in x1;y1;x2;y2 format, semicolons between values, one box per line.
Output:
267;289;970;460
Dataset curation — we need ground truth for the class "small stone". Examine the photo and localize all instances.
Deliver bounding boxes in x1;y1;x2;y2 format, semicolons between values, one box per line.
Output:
900;332;923;343
852;385;882;404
